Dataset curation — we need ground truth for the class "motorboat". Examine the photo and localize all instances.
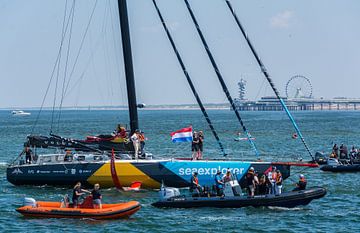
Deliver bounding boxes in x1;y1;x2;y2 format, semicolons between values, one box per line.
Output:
320;158;360;172
152;181;326;208
11;110;31;116
17;196;141;219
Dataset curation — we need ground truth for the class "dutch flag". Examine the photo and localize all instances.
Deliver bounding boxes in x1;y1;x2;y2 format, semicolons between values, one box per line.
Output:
170;126;193;143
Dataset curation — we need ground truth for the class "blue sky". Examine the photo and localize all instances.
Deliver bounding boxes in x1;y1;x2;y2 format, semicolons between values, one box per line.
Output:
0;0;359;108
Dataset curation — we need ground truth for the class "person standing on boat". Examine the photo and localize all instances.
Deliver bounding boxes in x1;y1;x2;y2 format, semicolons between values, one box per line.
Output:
23;146;33;164
267;166;277;194
91;183;102;209
139;131;146;155
72;182;90;208
245;167;255;197
332;144;339;157
131;130;140;159
275;170;283;195
222;170;232;183
339;143;348;159
257;175;268;195
191;131;200;160
198;131;204;159
190;172;201;195
293;174;307;191
214;170;224;196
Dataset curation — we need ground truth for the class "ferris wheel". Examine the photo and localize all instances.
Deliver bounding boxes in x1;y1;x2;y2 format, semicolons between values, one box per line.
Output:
285;75;313;99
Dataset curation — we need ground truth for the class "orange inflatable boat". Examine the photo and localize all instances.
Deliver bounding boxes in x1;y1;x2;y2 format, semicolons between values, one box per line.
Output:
16;197;141;220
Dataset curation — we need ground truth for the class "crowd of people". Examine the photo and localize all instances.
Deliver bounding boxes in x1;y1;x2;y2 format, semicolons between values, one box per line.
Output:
190;166;307;198
192;130;204;160
331;143;360;161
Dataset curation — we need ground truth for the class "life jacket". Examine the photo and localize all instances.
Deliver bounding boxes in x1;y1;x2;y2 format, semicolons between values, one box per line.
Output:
194;177;199;185
139;133;145;142
272;172;277;181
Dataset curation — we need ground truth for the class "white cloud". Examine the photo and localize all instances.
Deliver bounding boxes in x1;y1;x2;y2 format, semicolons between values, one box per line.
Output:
270;10;294;29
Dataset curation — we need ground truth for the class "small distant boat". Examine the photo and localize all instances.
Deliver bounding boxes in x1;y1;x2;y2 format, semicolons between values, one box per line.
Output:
17;197;141;219
234;137;256;141
320;158;360;172
152;181;326;209
11;110;31;116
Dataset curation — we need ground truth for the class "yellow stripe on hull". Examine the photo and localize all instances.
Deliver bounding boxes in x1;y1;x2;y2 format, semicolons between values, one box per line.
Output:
87;161;160;188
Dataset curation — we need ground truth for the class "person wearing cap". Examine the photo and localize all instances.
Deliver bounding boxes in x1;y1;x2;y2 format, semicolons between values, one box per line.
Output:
275;170;283;195
190;172;201;196
246;167;256;197
267;166;277;194
214;170;224;196
293;174;307;191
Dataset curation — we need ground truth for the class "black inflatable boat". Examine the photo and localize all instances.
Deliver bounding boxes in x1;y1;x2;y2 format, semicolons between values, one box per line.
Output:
320;158;360;172
152;187;326;209
321;164;360;172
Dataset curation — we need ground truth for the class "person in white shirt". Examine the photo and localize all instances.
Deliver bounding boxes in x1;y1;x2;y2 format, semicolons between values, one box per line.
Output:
131;130;140;159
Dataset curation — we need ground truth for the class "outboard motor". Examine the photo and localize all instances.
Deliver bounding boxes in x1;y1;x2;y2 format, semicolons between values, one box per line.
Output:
223;180;242;197
23;197;37;207
159;185;180;200
327;158;340;166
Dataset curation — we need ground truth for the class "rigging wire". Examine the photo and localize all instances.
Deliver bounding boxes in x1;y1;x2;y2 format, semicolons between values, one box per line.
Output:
183;0;260;157
64;0;99;98
151;0;227;157
225;0;314;161
57;0;76;131
31;0;73;134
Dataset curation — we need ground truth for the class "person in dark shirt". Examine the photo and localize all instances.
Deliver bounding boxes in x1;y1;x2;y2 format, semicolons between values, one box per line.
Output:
24;146;32;164
246;167;255;197
293;174;307;191
192;132;200;160
257;175;268;195
72;182;90;208
198;131;204;159
91;183;102;209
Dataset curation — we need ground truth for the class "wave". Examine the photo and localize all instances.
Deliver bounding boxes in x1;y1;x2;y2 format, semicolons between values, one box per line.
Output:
0;162;8;166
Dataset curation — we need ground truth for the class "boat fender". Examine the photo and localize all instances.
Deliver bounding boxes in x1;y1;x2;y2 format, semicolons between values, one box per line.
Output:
23;197;37;207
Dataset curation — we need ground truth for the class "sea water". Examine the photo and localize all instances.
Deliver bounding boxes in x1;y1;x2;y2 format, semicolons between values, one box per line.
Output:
0;110;359;232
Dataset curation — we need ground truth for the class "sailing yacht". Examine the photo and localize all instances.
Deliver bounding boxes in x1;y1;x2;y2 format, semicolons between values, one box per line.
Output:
7;0;315;189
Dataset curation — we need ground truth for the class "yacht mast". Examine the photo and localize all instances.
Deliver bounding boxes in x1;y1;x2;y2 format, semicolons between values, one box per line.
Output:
117;0;139;134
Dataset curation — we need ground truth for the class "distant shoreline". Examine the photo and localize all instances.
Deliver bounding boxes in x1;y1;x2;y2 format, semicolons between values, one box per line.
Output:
0;104;230;111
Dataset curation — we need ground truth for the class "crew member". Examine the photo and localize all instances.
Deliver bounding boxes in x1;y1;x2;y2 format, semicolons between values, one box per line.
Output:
139;131;146;154
293;174;307;191
190;172;201;195
275;170;283;195
214;170;224;196
72;182;90;208
64;149;73;162
246;167;255;197
91;183;102;209
192;131;200;160
24;146;33;164
131;130;140;159
198;131;204;159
